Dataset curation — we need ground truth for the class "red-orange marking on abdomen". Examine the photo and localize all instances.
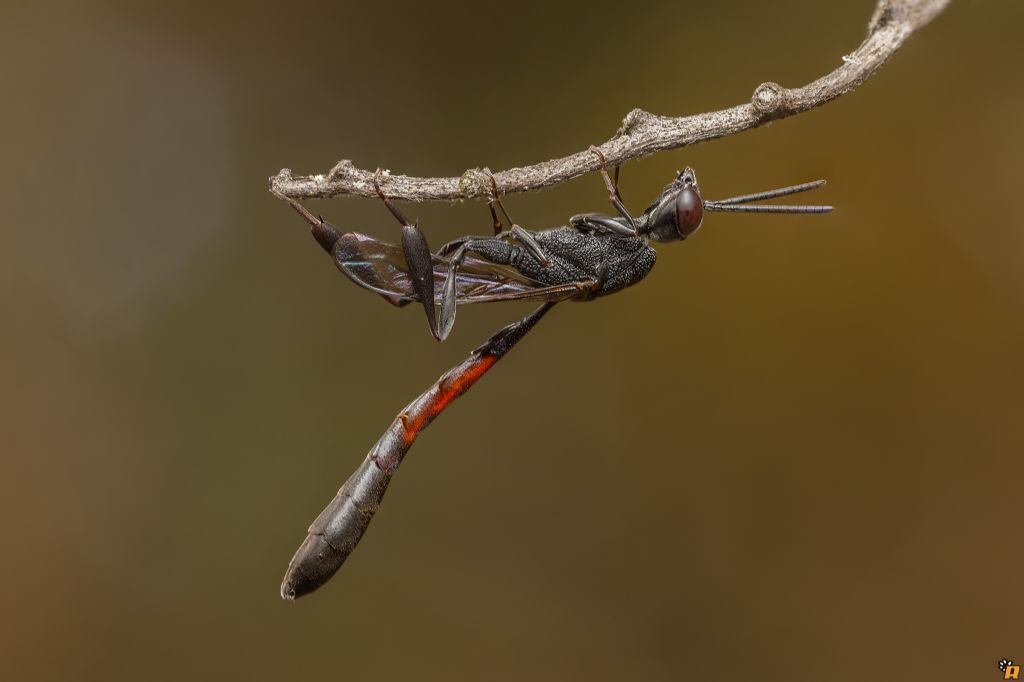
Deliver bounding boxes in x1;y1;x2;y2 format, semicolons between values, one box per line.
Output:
401;355;497;445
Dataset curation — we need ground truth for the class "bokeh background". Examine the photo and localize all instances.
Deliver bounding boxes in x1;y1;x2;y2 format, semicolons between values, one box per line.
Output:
2;1;1022;680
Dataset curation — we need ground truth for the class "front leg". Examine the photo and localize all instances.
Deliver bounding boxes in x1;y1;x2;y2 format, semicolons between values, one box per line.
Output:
589;146;638;235
568;212;635;236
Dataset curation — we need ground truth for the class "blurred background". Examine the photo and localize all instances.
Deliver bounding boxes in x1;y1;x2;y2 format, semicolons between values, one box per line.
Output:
2;0;1021;680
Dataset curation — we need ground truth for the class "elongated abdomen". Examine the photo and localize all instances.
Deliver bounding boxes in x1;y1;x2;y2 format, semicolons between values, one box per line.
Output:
281;454;395;599
280;302;554;600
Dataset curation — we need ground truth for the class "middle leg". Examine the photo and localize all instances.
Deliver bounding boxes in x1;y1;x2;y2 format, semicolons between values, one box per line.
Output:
482;170;551;268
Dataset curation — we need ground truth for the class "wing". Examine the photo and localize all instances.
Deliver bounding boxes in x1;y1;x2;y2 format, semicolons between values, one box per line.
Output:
333;232;587;306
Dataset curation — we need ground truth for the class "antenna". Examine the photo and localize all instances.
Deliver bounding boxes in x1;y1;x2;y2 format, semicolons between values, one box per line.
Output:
704;179;832;214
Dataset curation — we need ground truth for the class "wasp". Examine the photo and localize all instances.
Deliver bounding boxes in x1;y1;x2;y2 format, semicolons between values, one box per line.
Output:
275;151;831;599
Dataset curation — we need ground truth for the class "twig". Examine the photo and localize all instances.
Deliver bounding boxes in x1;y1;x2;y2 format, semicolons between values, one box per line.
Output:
269;0;949;203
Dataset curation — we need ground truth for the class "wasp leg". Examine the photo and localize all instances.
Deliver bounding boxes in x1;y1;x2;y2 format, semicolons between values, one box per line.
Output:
588;146;637;235
436;237;467;258
434;225;554;342
500;225;550;266
436;237;516;341
439;240;483;341
483;167;512;236
568;212;636;236
271;189;345;254
483;171;505;237
373;172;440;341
480;169;552;267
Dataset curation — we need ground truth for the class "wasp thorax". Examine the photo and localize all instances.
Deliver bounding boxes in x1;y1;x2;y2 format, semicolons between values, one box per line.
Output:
675;186;703;238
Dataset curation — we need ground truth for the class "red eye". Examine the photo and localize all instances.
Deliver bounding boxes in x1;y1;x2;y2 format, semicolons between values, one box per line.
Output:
675;187;703;238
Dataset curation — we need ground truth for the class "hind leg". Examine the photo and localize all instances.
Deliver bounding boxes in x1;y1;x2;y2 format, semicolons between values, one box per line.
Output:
372;172;440;341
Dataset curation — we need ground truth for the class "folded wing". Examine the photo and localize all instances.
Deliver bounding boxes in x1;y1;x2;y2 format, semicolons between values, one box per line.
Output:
334;232;582;307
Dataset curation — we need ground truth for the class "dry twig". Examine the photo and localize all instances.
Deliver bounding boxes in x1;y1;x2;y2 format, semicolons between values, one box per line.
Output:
269;0;949;203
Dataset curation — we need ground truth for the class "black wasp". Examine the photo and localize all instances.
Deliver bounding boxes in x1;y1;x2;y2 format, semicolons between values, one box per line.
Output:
275;150;832;599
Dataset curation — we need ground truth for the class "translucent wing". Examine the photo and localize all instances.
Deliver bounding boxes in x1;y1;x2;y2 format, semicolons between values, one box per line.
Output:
333;232;584;306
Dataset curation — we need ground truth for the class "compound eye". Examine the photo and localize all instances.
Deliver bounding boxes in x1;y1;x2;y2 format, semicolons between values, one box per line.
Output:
675;187;703;238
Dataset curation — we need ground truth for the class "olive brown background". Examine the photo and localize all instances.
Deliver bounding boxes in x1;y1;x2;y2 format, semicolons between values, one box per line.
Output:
2;1;1022;680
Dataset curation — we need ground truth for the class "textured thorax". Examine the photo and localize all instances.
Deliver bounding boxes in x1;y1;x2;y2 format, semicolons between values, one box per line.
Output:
512;227;657;297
